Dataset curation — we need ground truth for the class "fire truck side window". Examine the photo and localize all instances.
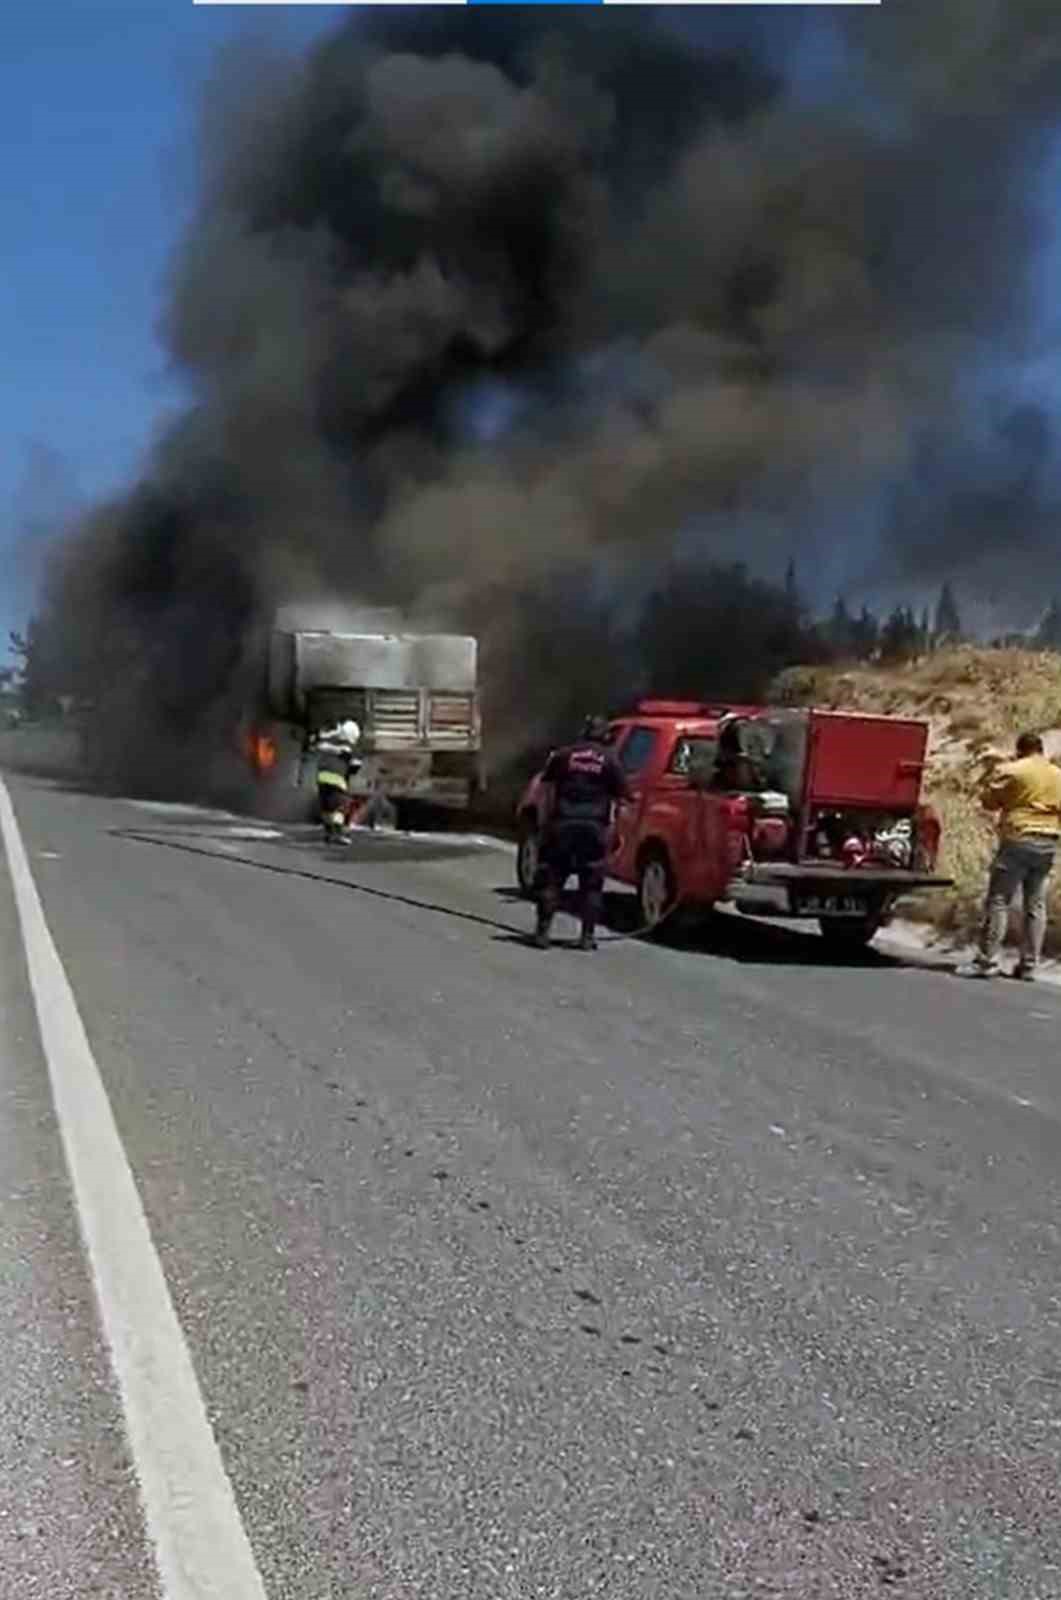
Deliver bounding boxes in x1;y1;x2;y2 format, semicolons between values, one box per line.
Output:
617;726;658;776
670;737;718;778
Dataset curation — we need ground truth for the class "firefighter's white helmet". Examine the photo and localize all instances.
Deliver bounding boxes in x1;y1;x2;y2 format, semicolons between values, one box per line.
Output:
341;719;360;744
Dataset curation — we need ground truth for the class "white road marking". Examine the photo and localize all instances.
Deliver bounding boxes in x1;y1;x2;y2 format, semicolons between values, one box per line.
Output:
0;777;269;1600
125;800;240;819
217;827;284;841
346;823;510;853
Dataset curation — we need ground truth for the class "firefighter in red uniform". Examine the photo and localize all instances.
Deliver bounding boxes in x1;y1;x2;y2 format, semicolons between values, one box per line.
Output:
533;715;631;951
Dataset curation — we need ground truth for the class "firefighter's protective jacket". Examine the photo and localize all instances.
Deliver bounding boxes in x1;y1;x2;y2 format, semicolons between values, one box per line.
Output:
543;740;629;827
309;726;362;792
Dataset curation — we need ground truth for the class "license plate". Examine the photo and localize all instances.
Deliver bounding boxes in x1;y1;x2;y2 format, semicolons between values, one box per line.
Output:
799;894;868;917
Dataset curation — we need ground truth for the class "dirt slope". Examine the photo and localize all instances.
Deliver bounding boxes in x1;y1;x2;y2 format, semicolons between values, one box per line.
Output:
772;648;1061;950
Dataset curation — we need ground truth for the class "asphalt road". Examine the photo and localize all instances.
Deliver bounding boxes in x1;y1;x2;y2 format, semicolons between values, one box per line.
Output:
3;771;1061;1599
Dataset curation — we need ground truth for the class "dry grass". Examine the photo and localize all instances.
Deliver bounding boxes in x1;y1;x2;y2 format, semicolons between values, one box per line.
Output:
772;647;1061;953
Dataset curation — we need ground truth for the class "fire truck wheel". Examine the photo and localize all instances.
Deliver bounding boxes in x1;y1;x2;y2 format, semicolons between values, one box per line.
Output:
638;849;675;936
516;818;540;899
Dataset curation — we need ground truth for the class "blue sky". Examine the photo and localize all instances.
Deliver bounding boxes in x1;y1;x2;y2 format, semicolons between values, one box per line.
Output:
1;1;334;658
0;3;857;667
3;7;1060;664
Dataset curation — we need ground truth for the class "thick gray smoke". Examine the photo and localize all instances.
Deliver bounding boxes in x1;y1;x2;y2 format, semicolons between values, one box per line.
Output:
41;4;1061;792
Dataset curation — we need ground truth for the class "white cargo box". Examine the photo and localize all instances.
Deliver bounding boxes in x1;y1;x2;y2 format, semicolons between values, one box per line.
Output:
268;630;478;721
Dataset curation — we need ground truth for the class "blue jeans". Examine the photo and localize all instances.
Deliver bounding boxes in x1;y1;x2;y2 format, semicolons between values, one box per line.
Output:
978;837;1056;971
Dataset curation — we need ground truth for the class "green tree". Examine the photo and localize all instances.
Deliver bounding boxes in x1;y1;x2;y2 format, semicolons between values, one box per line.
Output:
639;561;828;703
933;581;963;641
1035;599;1061;651
9;616;67;717
828;595;855;657
850;604;880;660
919;607;933;650
783;558;802;618
880;605;922;663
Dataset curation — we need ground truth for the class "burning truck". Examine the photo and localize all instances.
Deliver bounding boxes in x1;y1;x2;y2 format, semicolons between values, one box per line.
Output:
241;608;483;824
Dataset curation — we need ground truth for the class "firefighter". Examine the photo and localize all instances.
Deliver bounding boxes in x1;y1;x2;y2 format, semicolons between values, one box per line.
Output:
533;714;631;951
714;714;766;792
303;719;362;843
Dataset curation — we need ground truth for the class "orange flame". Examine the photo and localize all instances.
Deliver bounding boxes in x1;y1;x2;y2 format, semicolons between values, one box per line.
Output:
242;727;278;778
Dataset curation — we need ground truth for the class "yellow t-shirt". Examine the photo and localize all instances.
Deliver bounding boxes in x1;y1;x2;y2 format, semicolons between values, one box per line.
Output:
982;754;1061;841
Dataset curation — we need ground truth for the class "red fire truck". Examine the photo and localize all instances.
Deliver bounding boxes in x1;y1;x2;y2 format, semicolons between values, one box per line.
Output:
515;700;951;948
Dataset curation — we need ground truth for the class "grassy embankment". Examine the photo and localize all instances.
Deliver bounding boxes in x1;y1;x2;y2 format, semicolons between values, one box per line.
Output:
773;648;1061;953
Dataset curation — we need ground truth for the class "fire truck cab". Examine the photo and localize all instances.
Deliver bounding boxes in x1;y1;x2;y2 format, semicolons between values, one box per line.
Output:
516;699;951;948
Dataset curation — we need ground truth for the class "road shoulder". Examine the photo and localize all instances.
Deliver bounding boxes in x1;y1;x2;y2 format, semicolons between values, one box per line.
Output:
0;788;158;1598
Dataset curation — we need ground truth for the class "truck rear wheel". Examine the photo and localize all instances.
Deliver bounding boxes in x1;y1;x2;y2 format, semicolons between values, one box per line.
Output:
393;800;419;834
516;818;540;898
638;850;676;937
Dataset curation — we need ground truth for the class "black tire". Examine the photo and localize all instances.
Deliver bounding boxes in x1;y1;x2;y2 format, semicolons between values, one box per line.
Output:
393;799;418;834
638;849;676;937
516;817;540;898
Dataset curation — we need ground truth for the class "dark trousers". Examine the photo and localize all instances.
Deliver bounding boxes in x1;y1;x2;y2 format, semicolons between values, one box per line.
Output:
318;782;351;828
534;821;607;934
977;836;1056;971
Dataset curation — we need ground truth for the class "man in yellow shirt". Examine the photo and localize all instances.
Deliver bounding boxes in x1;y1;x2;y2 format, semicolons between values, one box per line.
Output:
958;731;1061;981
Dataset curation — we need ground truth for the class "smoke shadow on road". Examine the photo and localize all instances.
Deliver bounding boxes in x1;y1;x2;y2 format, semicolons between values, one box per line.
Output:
31;788;920;971
662;911;904;971
110;821;487;866
111;827;528;939
492;886;907;970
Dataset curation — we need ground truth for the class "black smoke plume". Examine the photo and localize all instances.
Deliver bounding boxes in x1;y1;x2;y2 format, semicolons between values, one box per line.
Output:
39;4;1061;794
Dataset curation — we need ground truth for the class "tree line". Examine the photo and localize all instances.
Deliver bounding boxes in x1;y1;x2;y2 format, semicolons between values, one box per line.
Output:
823;579;964;666
2;617;75;722
823;580;1061;663
6;569;1061;725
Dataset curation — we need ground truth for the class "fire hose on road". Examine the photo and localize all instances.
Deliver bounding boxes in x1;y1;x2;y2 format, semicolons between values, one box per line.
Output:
111;826;689;948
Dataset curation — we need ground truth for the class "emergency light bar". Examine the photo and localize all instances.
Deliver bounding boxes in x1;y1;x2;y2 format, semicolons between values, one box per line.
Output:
633;700;732;718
